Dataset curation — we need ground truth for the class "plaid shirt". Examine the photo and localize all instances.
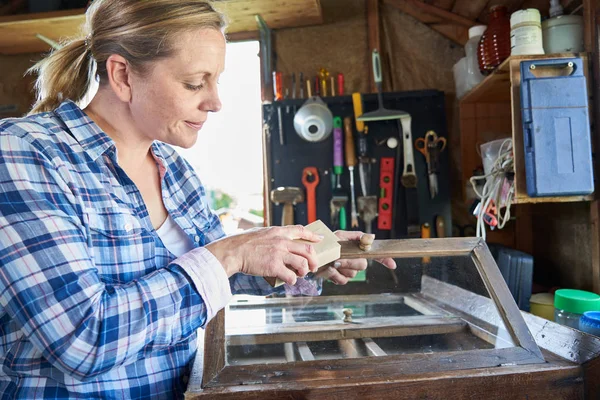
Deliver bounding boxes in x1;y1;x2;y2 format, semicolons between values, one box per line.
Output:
0;101;318;399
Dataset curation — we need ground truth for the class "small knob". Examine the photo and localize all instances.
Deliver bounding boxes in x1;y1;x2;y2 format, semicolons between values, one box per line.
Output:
359;233;375;251
343;308;353;323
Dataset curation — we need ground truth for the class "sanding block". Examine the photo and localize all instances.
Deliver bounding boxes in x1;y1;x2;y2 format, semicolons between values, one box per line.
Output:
265;220;341;287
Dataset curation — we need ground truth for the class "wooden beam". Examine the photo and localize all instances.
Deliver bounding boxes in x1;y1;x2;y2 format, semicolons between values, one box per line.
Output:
408;0;477;27
296;342;315;361
226;315;468;346
202;310;226;387
362;338;387;356
367;0;381;93
339;237;481;259
452;0;489;20
471;244;545;360
208;347;546;388
382;0;470;46
226;30;259;42
0;0;324;55
429;0;457;10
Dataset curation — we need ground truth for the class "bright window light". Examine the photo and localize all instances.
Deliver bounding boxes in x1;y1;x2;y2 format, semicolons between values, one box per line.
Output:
177;41;264;233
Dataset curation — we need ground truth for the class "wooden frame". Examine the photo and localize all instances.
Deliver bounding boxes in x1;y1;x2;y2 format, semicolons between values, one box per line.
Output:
198;238;545;390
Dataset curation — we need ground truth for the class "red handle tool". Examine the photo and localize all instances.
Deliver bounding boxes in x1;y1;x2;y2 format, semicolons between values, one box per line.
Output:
302;167;320;223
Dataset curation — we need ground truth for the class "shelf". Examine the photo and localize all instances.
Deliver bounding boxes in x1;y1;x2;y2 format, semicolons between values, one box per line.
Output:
459;52;594;205
460;53;584;105
0;0;323;55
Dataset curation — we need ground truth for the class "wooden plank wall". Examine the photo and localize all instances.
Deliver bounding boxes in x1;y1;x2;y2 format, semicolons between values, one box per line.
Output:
273;0;371;95
0;53;39;117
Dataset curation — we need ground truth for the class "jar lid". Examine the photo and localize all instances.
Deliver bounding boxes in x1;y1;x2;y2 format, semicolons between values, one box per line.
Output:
510;8;541;27
542;14;583;29
554;289;600;314
580;311;600;329
468;25;487;39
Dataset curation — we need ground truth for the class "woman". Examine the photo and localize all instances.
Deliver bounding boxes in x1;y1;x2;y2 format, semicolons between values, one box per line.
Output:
0;1;396;398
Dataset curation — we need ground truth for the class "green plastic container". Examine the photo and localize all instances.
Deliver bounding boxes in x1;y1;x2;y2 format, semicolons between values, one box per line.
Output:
554;289;600;329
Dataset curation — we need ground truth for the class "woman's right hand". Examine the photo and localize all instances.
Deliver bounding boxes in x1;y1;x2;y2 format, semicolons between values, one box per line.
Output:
204;225;323;285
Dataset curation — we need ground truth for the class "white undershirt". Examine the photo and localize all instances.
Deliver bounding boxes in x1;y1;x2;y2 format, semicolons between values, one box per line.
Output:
156;214;195;257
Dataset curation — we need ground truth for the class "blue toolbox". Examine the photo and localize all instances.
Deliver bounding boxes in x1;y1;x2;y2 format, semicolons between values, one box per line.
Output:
520;57;594;197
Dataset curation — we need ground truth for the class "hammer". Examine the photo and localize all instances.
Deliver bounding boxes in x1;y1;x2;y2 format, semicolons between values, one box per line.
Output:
267;187;305;287
270;187;304;226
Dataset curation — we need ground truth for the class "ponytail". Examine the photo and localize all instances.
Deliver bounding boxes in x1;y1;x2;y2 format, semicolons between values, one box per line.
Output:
28;38;95;115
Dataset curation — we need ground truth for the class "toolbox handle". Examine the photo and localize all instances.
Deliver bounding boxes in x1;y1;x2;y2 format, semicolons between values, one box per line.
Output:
520;58;582;80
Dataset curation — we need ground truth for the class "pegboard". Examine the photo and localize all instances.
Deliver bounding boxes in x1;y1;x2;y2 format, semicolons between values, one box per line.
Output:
263;90;452;239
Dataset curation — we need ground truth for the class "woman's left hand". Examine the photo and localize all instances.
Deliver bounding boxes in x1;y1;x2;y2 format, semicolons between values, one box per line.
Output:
315;230;397;285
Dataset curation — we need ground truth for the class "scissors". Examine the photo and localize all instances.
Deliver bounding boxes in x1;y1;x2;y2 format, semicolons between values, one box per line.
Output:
415;131;447;199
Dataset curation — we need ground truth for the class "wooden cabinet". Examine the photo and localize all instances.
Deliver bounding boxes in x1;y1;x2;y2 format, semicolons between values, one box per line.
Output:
185;238;600;399
457;53;599;291
459;53;593;205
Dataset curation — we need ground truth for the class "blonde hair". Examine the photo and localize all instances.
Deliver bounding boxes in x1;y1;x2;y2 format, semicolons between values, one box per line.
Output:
29;0;226;114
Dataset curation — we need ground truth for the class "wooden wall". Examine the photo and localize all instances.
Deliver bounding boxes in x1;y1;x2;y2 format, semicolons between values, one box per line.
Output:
0;53;39;118
273;0;371;95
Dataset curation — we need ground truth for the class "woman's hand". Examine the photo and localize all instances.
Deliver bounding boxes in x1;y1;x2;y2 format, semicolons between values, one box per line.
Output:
316;230;397;285
205;225;322;285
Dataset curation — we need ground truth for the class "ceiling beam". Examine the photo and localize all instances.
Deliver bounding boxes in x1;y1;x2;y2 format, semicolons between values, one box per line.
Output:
382;0;470;46
404;0;476;27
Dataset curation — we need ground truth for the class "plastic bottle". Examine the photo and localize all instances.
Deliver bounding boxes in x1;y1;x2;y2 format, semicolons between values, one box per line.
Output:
510;9;544;56
452;57;469;99
542;1;584;55
465;25;487;91
478;5;511;75
554;289;600;329
580;312;600;337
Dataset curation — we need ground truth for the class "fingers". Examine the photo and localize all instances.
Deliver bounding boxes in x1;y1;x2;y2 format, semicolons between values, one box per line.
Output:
276;263;300;286
338;268;358;279
282;252;311;278
317;266;350;285
333;230;364;241
376;257;397;270
285;240;319;272
333;258;368;271
286;225;323;242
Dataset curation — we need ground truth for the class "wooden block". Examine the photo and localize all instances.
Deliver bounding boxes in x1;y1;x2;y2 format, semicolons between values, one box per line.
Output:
265;220;341;287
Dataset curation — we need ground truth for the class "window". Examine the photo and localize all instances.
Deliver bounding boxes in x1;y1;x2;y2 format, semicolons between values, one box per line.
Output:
177;41;264;233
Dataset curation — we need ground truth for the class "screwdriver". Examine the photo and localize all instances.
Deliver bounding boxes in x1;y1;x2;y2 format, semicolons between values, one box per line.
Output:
344;117;359;228
338;73;345;96
273;71;283;101
333;117;343;189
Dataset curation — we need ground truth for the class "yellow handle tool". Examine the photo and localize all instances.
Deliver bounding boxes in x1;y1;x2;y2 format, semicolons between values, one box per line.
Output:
352;93;365;133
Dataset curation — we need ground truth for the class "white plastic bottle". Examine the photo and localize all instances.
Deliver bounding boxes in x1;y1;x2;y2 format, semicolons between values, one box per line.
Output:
465;25;486;92
510;9;545;56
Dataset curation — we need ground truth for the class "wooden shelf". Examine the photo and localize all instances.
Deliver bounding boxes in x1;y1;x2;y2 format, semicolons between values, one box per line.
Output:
459;53;594;205
0;0;323;55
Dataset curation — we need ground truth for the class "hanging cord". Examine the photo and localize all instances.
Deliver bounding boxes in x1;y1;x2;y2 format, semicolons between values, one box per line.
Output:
469;139;514;240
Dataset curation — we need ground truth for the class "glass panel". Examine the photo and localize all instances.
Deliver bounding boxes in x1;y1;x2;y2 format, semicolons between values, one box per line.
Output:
225;254;522;367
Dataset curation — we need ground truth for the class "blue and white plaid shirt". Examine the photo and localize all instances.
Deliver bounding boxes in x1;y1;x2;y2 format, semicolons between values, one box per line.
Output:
0;101;318;399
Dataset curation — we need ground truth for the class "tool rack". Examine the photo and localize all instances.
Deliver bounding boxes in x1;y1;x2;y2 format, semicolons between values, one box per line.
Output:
263;90;453;239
